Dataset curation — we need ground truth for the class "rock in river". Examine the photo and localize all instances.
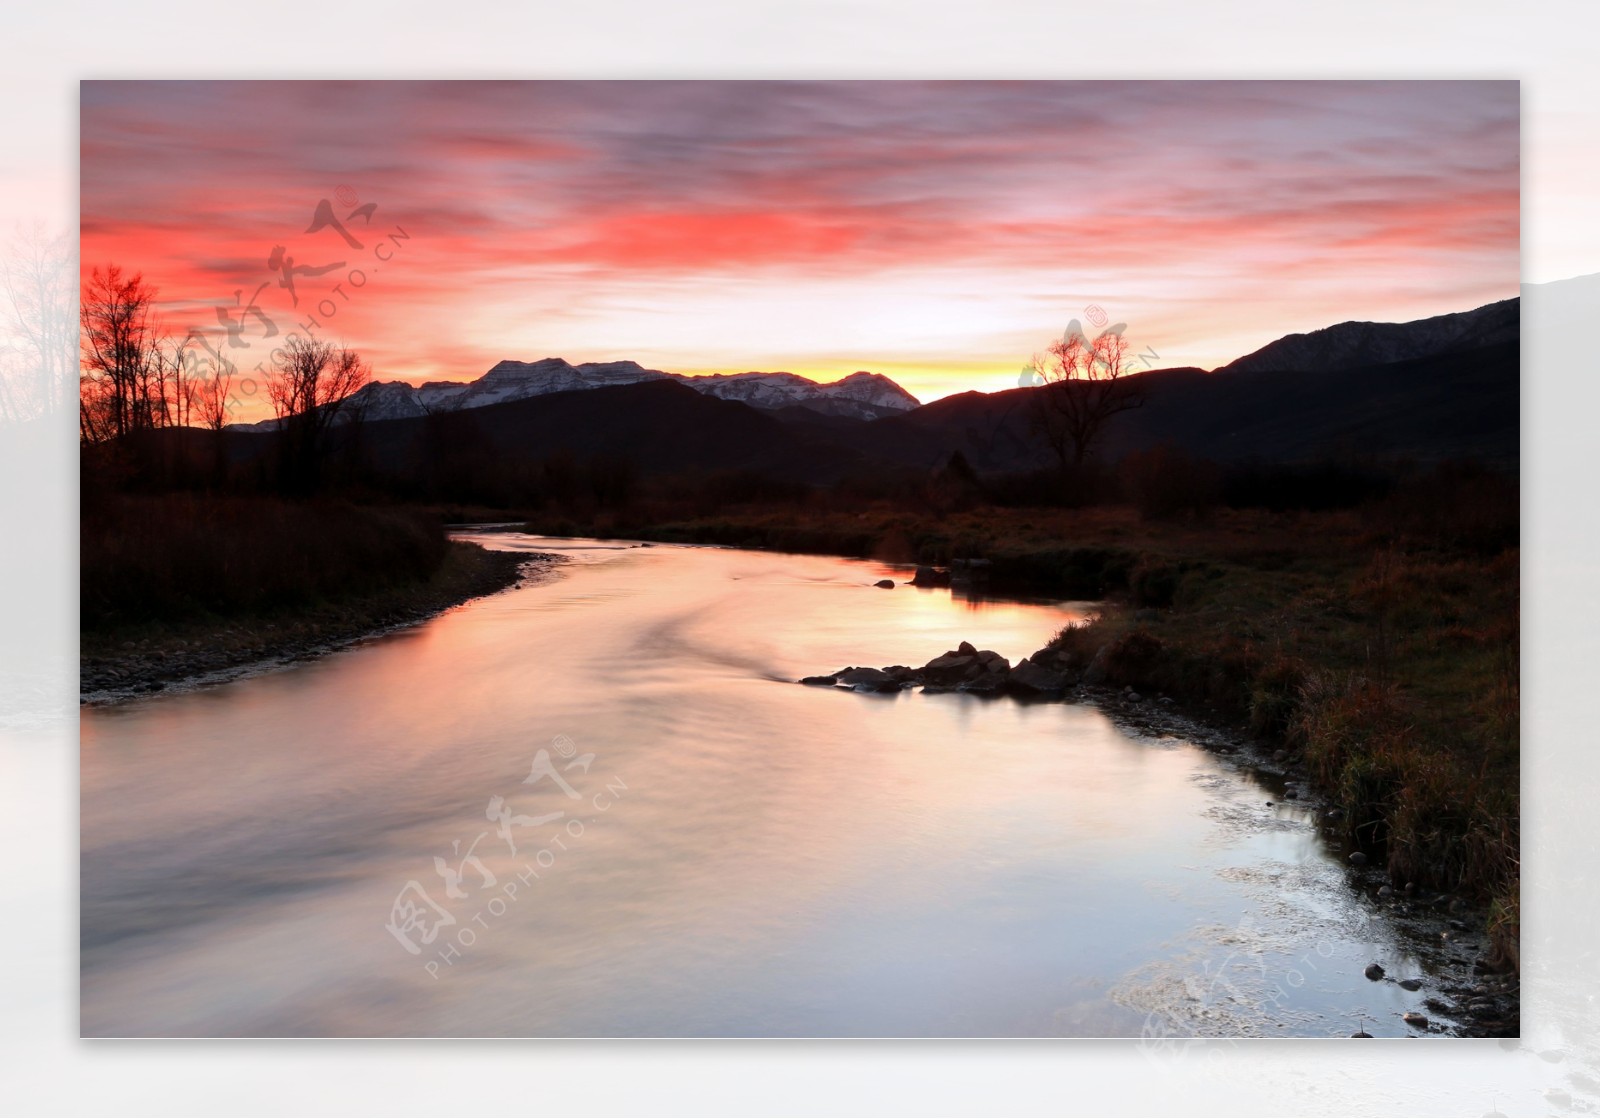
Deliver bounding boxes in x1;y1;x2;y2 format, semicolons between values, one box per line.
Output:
835;667;901;692
911;566;952;587
1007;657;1068;695
1364;963;1385;981
873;579;896;589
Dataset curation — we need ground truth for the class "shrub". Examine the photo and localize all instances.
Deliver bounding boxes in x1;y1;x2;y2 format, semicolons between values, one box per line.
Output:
82;495;449;629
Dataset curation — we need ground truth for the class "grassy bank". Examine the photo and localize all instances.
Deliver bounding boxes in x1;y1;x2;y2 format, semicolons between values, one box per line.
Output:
81;495;530;696
526;474;1519;968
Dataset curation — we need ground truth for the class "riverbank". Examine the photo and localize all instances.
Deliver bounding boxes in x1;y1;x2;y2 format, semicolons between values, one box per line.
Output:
530;495;1519;981
1076;682;1518;1038
81;540;553;703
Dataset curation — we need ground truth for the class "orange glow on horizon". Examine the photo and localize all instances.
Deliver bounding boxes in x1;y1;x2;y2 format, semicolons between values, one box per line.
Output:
81;81;1520;423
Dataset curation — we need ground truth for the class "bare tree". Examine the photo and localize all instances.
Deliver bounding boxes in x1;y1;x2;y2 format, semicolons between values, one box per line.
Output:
266;335;370;491
194;348;236;432
80;264;160;441
1028;323;1144;470
1;224;75;426
267;335;369;428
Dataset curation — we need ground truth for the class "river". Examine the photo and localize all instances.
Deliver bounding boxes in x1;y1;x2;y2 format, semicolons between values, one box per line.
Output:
79;533;1444;1037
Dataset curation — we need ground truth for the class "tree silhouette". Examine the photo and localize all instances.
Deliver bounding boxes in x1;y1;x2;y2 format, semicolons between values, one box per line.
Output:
266;335;370;492
1027;322;1144;470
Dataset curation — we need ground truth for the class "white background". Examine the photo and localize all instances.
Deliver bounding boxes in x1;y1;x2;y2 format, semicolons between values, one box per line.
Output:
1;2;1596;1115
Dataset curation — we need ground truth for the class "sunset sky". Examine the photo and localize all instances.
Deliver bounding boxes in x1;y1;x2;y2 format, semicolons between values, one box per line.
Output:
80;80;1519;416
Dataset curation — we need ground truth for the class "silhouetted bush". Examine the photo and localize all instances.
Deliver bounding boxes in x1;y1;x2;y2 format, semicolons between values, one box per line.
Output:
1121;445;1222;520
1222;458;1395;512
81;495;448;628
1362;460;1518;556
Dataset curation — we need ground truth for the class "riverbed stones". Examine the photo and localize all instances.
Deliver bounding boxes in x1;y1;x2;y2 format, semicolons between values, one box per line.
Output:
1403;1012;1429;1030
1348;851;1369;867
1398;978;1423;991
1082;645;1111;685
911;566;952;587
835;667;899;691
1007;657;1068;695
1364;963;1386;981
923;651;978;683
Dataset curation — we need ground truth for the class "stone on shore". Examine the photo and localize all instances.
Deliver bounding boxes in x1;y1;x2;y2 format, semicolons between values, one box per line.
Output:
911;566;952;587
835;666;899;690
1007;657;1068;695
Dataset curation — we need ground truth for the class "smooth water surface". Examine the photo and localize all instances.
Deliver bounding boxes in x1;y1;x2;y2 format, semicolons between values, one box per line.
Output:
80;536;1439;1036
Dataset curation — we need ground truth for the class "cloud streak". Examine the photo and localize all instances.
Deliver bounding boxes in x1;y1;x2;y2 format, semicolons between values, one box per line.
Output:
80;80;1519;410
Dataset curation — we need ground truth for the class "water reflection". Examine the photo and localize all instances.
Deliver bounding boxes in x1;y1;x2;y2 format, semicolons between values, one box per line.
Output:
81;536;1436;1037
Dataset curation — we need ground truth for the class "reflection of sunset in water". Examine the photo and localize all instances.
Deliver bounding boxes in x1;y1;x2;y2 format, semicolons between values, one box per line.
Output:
81;537;1434;1037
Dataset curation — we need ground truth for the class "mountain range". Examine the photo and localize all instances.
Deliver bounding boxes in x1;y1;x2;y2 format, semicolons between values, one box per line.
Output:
232;360;921;430
224;297;1519;480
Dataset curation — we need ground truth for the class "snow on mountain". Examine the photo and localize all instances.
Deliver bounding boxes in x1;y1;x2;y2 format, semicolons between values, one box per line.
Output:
228;360;921;430
684;370;921;420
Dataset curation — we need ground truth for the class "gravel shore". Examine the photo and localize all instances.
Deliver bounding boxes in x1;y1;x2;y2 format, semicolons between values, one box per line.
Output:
81;541;562;705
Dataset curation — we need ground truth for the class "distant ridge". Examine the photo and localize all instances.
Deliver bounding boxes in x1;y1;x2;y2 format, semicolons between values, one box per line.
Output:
230;360;921;430
1218;298;1519;376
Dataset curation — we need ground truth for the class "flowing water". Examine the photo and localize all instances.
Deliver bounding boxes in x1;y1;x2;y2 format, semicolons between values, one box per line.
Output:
79;534;1446;1037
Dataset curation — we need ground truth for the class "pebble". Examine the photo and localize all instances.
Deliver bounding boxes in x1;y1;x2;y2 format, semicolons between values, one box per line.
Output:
1348;852;1368;867
1402;1012;1429;1030
1398;978;1422;991
1377;885;1393;899
1364;963;1385;981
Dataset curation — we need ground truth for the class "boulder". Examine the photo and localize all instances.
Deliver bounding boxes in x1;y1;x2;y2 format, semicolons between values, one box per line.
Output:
977;650;1011;674
911;566;952;587
923;652;978;684
1364;963;1386;981
873;579;896;589
1082;645;1111;685
1008;657;1068;695
836;667;896;688
959;675;1005;696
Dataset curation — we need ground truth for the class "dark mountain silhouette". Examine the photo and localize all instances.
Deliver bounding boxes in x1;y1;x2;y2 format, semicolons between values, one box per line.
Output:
213;296;1519;485
1217;298;1518;376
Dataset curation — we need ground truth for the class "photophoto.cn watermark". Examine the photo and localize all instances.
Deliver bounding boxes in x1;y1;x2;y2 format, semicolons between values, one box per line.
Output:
1018;302;1161;386
180;185;413;418
384;734;628;980
1136;905;1386;1058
